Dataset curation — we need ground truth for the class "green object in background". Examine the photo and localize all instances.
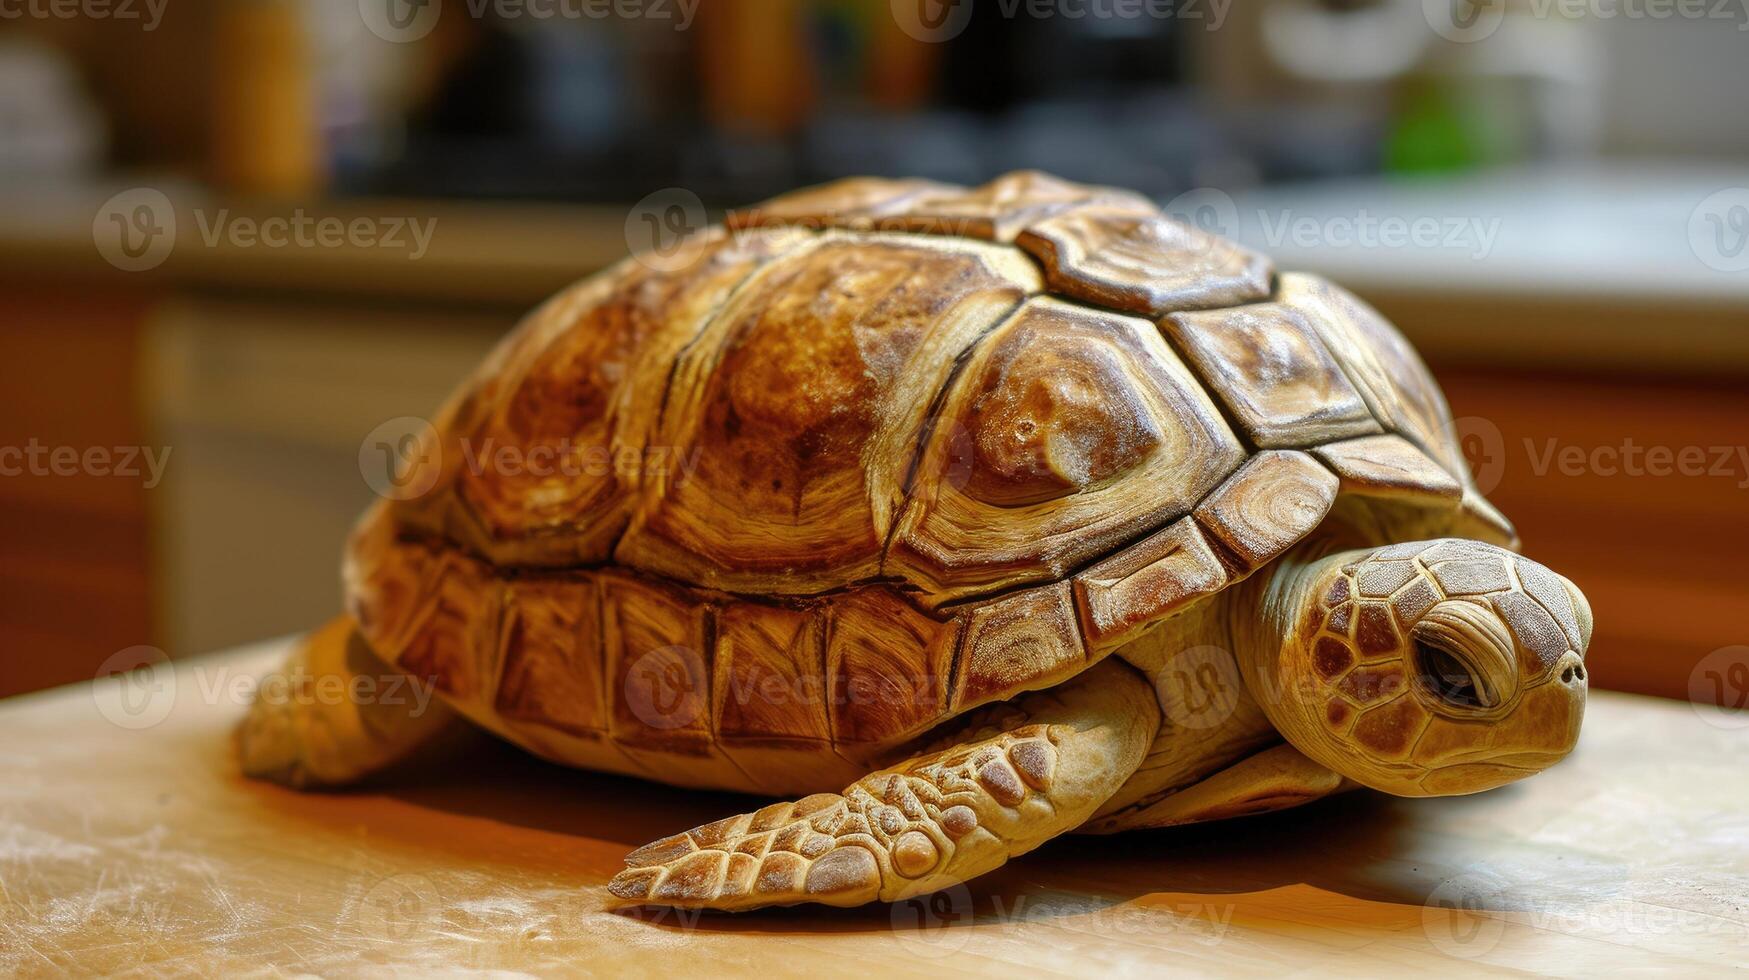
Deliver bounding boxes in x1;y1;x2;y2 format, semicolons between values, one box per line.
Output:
1386;79;1518;175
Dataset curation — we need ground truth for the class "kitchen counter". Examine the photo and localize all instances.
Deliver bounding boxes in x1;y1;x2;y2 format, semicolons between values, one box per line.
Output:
2;639;1745;976
0;180;630;306
4;163;1747;368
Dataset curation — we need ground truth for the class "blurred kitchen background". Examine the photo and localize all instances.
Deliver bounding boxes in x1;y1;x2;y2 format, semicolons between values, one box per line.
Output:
1;0;1746;709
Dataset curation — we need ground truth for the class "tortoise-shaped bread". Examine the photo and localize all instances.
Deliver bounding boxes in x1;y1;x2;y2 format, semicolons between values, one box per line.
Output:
237;171;1592;911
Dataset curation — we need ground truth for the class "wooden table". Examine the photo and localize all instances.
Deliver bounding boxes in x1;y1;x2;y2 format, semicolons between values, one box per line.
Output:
3;641;1746;977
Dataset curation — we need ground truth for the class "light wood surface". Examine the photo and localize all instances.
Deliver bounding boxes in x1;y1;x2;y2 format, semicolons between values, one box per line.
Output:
2;640;1745;977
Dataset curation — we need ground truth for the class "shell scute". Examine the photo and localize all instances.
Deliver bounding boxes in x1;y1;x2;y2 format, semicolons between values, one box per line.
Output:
888;296;1243;601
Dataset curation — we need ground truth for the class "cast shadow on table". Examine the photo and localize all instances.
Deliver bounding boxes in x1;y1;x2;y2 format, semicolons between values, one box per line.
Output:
241;724;1618;933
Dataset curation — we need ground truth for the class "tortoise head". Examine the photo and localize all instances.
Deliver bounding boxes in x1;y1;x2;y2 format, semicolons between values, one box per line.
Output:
1239;539;1592;797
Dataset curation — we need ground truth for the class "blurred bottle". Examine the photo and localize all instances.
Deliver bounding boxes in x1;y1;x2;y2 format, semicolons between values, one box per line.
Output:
699;0;816;136
212;0;324;196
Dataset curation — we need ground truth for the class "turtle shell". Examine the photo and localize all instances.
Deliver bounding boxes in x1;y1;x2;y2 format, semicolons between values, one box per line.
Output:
344;171;1514;794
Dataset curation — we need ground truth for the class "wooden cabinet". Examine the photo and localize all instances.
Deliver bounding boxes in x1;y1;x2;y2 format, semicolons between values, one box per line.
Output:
0;288;155;695
143;297;506;656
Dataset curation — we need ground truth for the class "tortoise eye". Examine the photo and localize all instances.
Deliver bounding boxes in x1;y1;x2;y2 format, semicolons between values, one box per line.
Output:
1410;600;1518;712
1414;638;1495;709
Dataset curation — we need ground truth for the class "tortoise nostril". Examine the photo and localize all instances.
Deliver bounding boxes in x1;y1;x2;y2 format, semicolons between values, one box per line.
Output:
1562;666;1575;683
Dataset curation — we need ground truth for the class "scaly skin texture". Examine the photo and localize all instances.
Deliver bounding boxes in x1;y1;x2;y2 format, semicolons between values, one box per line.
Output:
1234;539;1591;798
606;659;1159;910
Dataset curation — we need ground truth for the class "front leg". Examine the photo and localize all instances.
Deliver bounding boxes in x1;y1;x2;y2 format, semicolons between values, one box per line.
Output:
1084;742;1346;833
607;658;1159;910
